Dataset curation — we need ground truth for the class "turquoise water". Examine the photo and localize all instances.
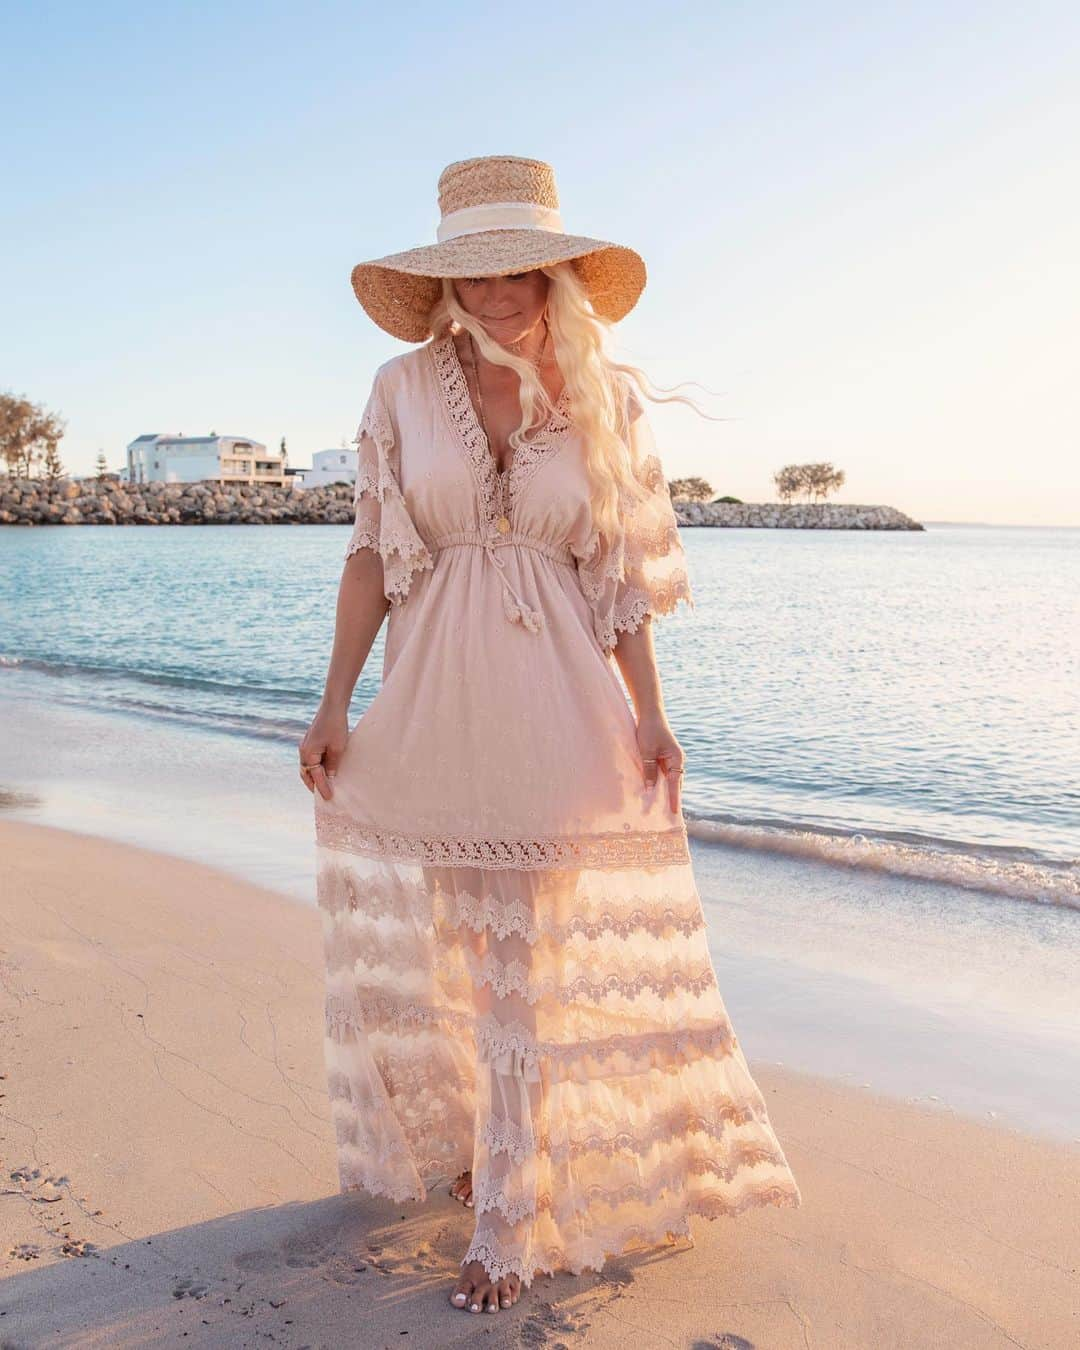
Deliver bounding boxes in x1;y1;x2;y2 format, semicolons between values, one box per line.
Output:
1;520;1077;906
3;518;1079;1138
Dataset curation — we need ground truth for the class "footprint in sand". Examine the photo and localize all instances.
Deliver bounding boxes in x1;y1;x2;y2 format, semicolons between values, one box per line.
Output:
10;1167;71;1206
520;1302;581;1345
233;1249;282;1274
172;1277;211;1300
9;1243;41;1261
60;1238;97;1258
282;1237;332;1270
324;1257;368;1287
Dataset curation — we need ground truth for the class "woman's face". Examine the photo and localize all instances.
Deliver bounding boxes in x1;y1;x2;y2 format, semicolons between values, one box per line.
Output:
452;269;549;344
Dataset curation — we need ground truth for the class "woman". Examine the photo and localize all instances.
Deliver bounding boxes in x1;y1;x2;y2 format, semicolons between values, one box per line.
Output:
299;155;801;1317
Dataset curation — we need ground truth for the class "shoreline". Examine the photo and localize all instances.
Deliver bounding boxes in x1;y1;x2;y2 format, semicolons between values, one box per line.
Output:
1;819;1076;1348
2;670;1078;1148
2;653;1074;905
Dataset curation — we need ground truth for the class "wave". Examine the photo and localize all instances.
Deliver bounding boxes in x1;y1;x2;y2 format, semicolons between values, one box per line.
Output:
0;652;315;702
5;652;1076;910
684;812;1080;911
0;653;314;743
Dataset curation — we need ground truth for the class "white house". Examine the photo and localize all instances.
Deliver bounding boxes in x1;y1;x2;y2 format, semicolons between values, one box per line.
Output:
124;434;287;486
295;448;359;490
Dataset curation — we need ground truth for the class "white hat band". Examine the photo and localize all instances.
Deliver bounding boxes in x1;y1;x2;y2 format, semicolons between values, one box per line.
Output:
436;200;565;243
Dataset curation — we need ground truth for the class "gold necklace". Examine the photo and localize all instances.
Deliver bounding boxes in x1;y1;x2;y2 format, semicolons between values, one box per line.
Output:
467;323;551;479
466;323;553;532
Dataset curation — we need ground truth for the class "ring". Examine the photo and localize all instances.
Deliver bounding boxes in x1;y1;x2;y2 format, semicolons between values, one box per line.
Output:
300;761;323;770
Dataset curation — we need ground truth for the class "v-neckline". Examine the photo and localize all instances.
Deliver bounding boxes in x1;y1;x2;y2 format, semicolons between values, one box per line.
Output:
439;331;571;481
430;332;574;527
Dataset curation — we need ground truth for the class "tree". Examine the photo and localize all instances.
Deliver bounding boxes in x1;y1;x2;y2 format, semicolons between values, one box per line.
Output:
773;462;845;503
43;440;65;484
95;450;109;479
803;462;845;502
0;392;66;478
280;435;288;467
773;465;805;503
668;476;714;502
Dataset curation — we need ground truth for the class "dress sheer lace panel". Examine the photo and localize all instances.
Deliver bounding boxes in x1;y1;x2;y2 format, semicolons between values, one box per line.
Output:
315;844;803;1287
344;367;434;605
574;383;694;656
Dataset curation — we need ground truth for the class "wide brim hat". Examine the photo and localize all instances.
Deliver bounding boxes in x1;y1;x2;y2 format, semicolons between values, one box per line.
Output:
351;155;647;342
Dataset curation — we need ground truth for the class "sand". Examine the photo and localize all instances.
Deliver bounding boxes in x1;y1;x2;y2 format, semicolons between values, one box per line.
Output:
1;819;1077;1349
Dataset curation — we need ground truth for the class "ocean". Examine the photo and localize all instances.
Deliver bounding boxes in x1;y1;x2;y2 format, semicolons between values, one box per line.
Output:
2;520;1076;906
2;519;1078;1138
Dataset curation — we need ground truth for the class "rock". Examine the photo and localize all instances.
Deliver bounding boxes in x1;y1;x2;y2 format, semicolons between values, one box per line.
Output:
0;478;923;532
672;501;923;530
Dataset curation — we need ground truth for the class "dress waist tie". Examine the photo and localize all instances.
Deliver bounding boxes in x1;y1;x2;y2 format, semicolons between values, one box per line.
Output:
483;539;546;634
431;528;570;636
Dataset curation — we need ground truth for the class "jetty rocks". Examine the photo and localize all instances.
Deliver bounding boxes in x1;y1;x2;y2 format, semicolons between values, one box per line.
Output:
0;478;359;527
673;500;923;530
0;478;923;531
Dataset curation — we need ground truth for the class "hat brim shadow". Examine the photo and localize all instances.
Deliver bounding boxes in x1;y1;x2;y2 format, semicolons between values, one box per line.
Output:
350;230;646;342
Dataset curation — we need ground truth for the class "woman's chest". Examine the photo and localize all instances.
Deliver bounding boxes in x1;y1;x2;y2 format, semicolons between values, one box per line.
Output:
388;346;593;551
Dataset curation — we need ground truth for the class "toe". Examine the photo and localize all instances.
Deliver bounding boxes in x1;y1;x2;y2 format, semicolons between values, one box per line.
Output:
450;1276;472;1309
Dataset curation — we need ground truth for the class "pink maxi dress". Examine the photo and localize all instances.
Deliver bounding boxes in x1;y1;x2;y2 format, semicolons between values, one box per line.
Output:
312;331;802;1286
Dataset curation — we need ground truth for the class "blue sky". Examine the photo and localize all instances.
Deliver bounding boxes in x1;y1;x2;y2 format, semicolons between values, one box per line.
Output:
4;1;1077;524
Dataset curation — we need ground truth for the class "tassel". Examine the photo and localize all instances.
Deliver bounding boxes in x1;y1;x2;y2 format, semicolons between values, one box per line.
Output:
493;556;545;633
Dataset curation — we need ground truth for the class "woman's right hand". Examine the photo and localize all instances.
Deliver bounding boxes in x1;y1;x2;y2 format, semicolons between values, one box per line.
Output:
298;701;349;800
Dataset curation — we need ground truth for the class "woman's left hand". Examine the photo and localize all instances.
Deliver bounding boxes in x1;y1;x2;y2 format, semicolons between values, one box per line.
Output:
635;711;686;814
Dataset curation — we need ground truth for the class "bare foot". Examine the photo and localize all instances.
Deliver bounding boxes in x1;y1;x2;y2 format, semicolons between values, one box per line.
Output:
449;1258;522;1313
448;1169;473;1208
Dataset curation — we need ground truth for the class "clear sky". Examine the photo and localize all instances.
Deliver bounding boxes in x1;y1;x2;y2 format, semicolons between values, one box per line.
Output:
4;1;1077;525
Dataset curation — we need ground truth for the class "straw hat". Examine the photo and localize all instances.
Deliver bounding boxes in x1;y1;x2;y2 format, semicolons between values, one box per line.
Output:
350;155;647;342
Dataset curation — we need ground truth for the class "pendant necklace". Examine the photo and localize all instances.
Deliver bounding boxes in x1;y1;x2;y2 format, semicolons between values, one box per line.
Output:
467;323;551;527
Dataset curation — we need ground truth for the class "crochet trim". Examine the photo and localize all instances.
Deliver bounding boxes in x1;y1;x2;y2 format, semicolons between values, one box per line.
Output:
314;813;691;868
325;992;738;1072
321;878;707;948
479;1093;770;1166
461;1179;803;1287
429;333;574;532
345;370;435;603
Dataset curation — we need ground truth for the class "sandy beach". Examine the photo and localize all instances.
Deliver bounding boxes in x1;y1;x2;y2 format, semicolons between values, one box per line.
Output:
1;818;1076;1349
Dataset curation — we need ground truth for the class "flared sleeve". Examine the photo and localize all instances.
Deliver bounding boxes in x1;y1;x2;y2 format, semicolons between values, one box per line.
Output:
343;367;434;605
574;385;694;657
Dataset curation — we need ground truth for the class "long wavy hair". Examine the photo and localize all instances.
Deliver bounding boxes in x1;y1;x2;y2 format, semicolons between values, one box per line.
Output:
427;263;709;542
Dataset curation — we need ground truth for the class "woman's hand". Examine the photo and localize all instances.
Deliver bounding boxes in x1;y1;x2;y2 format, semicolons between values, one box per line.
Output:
635;709;686;814
299;701;349;800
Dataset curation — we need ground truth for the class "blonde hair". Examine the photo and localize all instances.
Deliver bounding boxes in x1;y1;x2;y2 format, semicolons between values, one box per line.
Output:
427;262;706;542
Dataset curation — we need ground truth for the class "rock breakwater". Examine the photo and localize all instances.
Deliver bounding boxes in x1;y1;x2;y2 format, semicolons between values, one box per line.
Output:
0;479;923;531
673;500;923;529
